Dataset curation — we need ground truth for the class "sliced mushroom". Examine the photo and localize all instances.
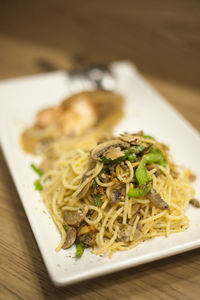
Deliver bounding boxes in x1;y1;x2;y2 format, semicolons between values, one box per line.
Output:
76;183;91;199
104;147;124;160
147;189;169;210
77;222;98;247
78;232;97;247
77;224;97;236
76;175;93;199
62;226;76;249
189;198;200;208
109;184;126;203
91;140;129;161
119;133;141;144
63;205;88;227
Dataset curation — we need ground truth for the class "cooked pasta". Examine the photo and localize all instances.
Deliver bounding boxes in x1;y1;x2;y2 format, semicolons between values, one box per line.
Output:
39;131;196;257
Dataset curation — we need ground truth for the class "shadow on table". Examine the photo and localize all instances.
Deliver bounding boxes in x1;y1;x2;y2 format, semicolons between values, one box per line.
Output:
1;147;200;300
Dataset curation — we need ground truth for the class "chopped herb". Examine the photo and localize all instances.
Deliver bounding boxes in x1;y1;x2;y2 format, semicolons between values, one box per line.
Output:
92;180;98;190
123;148;132;156
34;179;43;191
63;224;67;231
101;157;117;164
76;241;85;258
31;163;43;190
93;194;102;207
31;163;43;177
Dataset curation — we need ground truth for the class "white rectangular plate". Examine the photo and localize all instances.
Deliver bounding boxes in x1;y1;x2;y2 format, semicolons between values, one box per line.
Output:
0;62;200;287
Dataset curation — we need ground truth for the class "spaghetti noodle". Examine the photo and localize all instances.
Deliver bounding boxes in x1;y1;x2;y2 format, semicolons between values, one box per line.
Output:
39;131;196;257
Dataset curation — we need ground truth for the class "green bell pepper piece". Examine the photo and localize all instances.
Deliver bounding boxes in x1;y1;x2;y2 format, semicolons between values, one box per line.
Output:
76;241;85;258
143;135;155;140
135;147;166;185
128;187;147;198
128;181;152;198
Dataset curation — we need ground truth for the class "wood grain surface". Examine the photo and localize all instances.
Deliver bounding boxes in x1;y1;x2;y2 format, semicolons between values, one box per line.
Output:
0;1;200;299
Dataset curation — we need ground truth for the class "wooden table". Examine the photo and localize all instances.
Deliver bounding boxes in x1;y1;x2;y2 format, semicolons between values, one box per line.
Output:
0;1;200;299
